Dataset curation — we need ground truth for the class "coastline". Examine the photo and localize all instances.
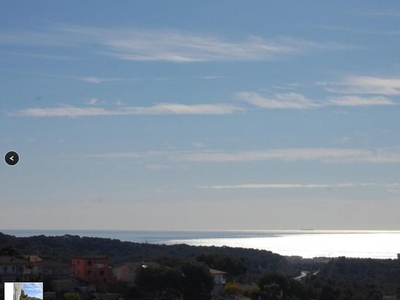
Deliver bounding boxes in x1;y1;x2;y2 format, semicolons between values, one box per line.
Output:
1;229;400;259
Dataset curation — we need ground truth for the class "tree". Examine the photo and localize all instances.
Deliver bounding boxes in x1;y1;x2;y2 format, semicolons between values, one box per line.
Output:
222;282;243;296
181;261;214;300
20;290;28;300
63;292;81;300
0;245;20;256
135;266;183;300
196;253;247;280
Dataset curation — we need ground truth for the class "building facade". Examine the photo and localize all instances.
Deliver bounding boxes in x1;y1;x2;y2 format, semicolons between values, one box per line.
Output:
72;256;115;283
0;256;31;283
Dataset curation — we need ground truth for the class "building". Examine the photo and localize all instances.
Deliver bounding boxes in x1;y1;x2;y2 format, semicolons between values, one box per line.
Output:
0;256;31;283
13;283;22;300
115;262;159;283
210;269;227;295
32;260;72;281
72;255;115;283
210;268;227;285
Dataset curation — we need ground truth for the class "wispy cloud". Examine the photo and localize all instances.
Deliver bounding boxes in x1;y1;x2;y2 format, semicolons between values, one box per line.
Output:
179;148;400;163
12;103;243;117
0;51;76;60
361;10;400;17
85;147;400;165
22;283;43;299
87;98;99;105
335;136;350;143
46;74;140;84
201;182;400;189
0;24;349;63
192;141;205;148
236;92;320;109
328;96;395;106
78;76;139;84
236;92;395;109
318;76;400;95
316;25;400;36
197;76;228;80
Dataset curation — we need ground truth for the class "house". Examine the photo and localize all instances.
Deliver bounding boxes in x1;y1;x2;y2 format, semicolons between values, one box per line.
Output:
210;268;227;285
72;255;115;283
210;269;227;295
115;262;159;283
32;260;72;280
0;256;31;283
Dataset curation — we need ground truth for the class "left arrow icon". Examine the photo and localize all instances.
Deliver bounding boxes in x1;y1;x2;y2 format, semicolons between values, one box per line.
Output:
5;151;19;166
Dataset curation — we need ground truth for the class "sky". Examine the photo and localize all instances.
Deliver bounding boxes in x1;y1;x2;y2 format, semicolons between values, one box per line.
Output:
22;283;43;300
1;1;400;231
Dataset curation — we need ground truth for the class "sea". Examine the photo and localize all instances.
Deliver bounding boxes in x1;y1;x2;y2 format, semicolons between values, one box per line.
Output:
2;230;400;259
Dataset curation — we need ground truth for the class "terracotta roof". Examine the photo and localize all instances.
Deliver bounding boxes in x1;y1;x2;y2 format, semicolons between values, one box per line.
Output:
26;255;42;262
209;269;227;275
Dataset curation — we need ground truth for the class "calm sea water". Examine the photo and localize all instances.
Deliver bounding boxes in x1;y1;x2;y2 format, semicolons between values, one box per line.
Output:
2;230;400;259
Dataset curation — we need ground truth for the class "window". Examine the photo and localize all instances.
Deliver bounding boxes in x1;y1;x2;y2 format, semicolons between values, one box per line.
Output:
87;260;92;266
87;271;91;275
100;270;104;275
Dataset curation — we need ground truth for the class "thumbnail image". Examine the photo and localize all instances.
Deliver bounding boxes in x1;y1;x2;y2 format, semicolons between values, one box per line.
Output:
4;282;43;300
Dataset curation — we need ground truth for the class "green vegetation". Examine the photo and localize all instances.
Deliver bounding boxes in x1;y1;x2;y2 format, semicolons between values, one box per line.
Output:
197;253;247;280
63;292;81;300
20;289;42;300
1;232;400;299
0;232;295;279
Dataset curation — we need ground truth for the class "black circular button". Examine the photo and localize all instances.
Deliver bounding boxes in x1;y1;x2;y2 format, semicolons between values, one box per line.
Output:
5;151;19;166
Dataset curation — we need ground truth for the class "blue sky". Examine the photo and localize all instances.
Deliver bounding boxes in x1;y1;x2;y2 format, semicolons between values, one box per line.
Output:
22;283;43;300
1;1;400;230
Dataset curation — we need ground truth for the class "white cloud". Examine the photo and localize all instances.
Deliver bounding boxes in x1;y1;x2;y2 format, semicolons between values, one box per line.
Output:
236;92;319;109
87;98;98;105
318;76;400;95
201;182;400;190
0;25;349;63
78;76;140;84
85;147;400;165
328;96;395;106
12;103;242;117
197;76;227;80
335;136;350;143
88;152;141;158
192;142;205;148
237;92;397;109
179;148;400;163
80;77;103;84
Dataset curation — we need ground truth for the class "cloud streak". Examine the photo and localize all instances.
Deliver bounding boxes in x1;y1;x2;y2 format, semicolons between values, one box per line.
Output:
201;182;400;190
12;103;243;117
86;147;400;165
328;96;395;106
0;25;349;62
179;148;400;163
318;76;400;96
237;92;320;109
